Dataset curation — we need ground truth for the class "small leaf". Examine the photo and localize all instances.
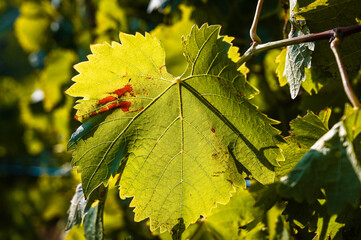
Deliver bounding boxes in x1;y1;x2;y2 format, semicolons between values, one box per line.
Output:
66;184;107;232
284;26;314;99
276;110;330;178
283;0;315;99
289;110;329;148
84;201;105;240
278;121;361;214
66;184;87;231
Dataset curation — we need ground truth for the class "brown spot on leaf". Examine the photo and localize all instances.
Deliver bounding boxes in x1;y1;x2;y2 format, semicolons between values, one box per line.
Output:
226;179;233;184
159;65;166;71
100;190;106;198
129;107;144;113
211;128;215;133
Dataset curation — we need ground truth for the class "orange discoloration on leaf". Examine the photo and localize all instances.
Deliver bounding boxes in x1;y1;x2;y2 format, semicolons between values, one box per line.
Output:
113;84;133;97
99;96;117;105
74;84;136;122
91;101;132;116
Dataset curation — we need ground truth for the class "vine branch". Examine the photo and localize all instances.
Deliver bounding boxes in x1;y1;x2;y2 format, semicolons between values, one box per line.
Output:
330;37;361;109
238;24;361;65
249;0;264;44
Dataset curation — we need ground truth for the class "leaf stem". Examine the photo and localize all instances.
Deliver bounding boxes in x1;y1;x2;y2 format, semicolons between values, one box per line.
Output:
238;24;361;65
330;37;361;109
249;0;264;44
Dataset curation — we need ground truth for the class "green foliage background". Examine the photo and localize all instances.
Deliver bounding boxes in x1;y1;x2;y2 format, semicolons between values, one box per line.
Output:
1;0;360;239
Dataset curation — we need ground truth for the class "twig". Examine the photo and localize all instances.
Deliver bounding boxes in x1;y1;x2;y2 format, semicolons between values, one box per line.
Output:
238;24;361;65
330;37;361;109
249;0;264;43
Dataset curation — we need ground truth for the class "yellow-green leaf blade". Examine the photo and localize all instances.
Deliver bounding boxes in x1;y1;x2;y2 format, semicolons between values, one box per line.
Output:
67;24;283;233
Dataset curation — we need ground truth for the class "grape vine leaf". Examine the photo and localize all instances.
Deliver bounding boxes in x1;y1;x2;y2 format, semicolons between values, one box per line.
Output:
14;1;54;52
282;198;345;239
275;48;288;87
95;0;128;43
283;0;315;99
83;202;104;240
277;120;361;214
40;49;77;111
66;184;88;231
203;189;266;240
343;106;361;162
315;200;344;240
276;49;323;96
296;0;361;81
66;184;107;239
158;188;266;240
151;5;194;76
276;109;330;179
66;24;284;232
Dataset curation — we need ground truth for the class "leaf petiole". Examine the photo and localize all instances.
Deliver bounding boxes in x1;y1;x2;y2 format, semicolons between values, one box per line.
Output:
249;0;264;44
330;36;361;109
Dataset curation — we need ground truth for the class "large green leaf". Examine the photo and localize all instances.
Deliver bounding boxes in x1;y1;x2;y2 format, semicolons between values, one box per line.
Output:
66;24;283;232
278;121;361;214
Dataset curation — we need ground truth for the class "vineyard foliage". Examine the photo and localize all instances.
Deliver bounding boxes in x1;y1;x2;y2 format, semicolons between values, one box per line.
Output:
1;0;361;239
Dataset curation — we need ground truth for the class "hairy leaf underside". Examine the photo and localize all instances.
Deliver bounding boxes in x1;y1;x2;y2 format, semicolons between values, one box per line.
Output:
66;24;283;232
